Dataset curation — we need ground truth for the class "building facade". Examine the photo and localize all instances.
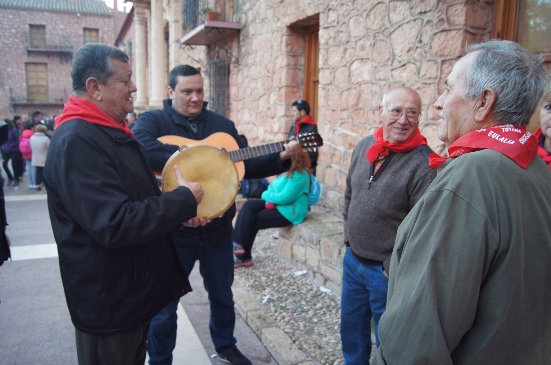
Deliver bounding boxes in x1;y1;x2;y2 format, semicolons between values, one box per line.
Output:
119;0;550;213
0;0;115;120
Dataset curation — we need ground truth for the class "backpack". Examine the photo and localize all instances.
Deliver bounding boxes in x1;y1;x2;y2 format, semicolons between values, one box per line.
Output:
239;178;269;199
308;174;323;205
19;137;31;155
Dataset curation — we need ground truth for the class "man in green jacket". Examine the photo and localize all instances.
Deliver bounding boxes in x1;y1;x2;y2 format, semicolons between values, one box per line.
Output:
373;40;551;365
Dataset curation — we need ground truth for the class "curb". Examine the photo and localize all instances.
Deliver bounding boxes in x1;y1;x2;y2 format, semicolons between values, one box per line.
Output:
233;282;320;365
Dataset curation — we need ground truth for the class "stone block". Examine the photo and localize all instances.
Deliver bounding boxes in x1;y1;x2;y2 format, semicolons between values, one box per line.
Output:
247;309;277;338
320;233;344;267
292;243;306;263
320;260;343;286
305;245;320;269
278;236;292;261
232;281;264;319
261;327;308;365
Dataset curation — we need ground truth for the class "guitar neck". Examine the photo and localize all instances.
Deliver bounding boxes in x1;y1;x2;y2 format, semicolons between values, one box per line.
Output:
228;141;288;162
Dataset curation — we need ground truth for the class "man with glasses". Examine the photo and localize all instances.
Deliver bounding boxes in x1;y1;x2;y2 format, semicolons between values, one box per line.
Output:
288;99;319;174
341;87;436;364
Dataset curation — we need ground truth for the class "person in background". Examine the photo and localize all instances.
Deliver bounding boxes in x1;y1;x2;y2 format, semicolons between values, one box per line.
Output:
534;78;551;167
0;120;11;266
341;87;435;364
232;147;311;268
13;115;24;131
29;124;50;190
19;120;35;189
127;112;138;130
133;64;300;365
43;43;205;365
373;40;551;365
1;119;23;188
288;99;319;175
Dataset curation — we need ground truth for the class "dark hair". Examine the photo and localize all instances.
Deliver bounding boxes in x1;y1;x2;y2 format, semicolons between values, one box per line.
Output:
23;120;34;130
292;99;311;115
4;119;15;129
72;43;129;94
238;134;248;147
169;65;201;90
13;115;22;123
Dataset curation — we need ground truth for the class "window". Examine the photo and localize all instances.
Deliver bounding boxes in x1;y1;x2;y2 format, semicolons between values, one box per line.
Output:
209;53;229;116
29;25;46;49
83;28;99;44
493;0;551;60
26;63;48;102
182;0;199;31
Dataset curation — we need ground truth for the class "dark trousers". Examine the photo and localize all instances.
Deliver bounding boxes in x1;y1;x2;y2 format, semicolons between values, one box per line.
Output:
232;199;291;259
2;150;23;181
75;321;150;365
34;166;44;185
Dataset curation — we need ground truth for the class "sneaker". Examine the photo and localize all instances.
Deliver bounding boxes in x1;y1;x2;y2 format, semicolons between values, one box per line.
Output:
6;180;13;187
12;181;19;187
233;242;245;255
216;347;252;365
233;257;254;269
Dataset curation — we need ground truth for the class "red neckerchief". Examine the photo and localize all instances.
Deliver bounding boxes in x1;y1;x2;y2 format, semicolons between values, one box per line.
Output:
295;114;317;134
55;95;134;139
428;125;537;169
366;127;428;164
533;128;551;168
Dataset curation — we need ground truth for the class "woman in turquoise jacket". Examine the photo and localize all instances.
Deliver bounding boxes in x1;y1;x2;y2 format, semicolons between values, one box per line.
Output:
232;148;311;268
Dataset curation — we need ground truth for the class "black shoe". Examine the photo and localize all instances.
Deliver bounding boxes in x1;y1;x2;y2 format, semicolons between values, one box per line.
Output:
216;347;252;365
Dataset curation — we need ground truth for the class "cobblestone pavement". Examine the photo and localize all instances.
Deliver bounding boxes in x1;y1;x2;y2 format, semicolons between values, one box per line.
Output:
233;228;376;365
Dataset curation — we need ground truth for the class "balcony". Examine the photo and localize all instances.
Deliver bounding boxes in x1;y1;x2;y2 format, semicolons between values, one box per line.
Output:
9;95;65;113
26;32;76;61
180;20;242;46
180;0;241;46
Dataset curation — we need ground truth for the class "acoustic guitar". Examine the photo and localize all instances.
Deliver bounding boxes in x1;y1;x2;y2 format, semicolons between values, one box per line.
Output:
158;132;323;219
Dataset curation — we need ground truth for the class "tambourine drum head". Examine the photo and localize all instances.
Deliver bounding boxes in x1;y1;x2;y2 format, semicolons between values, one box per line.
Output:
161;144;239;219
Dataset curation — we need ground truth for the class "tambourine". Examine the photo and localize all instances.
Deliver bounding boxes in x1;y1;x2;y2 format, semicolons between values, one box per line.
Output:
160;144;239;220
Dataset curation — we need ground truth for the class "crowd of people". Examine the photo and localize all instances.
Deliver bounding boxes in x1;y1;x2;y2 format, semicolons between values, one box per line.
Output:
1;38;550;365
1;111;52;189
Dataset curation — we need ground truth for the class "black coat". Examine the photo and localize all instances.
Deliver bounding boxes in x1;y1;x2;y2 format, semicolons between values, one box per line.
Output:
133;100;290;246
44;119;196;335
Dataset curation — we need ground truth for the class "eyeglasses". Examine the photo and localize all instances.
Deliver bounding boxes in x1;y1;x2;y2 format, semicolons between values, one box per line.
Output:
385;106;420;121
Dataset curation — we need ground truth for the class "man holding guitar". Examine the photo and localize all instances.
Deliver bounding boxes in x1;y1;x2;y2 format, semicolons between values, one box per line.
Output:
133;65;302;365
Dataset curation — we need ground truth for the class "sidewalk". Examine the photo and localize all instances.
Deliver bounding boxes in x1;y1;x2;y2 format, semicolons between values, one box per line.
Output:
0;174;350;364
0;178;278;364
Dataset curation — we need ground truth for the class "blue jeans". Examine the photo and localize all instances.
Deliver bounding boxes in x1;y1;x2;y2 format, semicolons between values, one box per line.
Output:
340;247;388;365
25;159;35;186
147;238;236;364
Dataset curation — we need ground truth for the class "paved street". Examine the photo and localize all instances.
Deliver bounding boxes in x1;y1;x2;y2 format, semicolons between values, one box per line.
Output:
0;177;277;364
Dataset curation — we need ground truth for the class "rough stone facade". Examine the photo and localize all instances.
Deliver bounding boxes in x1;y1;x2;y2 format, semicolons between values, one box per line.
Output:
160;0;549;289
0;7;114;120
220;0;495;213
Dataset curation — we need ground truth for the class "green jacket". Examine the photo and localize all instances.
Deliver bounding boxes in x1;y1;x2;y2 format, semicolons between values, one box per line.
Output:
261;170;310;225
374;149;551;365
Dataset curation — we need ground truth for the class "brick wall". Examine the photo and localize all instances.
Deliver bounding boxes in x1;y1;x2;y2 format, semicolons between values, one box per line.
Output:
0;8;114;120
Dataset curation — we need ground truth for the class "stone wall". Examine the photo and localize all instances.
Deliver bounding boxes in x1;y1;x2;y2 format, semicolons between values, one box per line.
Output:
223;0;494;214
221;0;494;288
0;8;114;119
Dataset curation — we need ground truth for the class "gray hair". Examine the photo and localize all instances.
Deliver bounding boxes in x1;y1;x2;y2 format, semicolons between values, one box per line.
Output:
463;40;547;126
72;43;129;95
